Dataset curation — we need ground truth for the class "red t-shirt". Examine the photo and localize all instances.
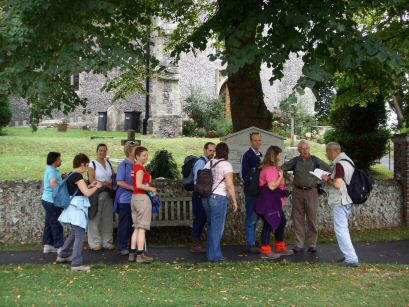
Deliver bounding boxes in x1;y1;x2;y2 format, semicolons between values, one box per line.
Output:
132;164;152;194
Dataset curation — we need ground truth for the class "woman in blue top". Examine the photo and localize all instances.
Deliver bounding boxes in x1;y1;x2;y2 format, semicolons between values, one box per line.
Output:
41;152;64;254
114;141;139;255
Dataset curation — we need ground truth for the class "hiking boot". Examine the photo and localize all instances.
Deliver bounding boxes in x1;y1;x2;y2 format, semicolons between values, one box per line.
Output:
260;252;281;260
245;245;261;254
275;241;294;256
128;253;136;262
56;255;73;263
191;239;206;253
71;265;91;272
136;253;154;264
43;245;58;254
307;246;317;253
105;244;115;250
292;246;304;253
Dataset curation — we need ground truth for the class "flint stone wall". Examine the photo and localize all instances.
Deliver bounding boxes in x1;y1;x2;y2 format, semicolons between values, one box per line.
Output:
0;179;403;244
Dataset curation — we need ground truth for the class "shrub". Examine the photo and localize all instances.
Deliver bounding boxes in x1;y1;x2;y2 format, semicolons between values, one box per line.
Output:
196;128;206;138
205;130;219;138
324;94;390;170
182;120;197;136
0;93;12;134
146;149;179;179
183;88;225;130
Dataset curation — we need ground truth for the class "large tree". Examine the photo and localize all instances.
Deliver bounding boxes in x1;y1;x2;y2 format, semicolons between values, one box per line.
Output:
0;0;407;131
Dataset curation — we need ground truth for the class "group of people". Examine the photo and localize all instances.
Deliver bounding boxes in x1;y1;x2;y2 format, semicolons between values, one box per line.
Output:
41;142;157;272
41;133;359;271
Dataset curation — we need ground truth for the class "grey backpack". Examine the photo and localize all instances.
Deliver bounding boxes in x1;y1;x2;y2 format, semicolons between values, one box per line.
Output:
194;160;225;197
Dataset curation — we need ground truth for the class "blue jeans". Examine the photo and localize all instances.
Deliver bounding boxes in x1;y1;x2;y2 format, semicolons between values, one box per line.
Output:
245;194;259;246
41;200;64;248
117;203;133;251
192;192;207;239
333;204;359;264
202;194;228;262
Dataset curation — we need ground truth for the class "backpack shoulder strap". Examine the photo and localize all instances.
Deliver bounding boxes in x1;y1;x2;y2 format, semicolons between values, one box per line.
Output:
339;159;355;168
211;159;225;169
107;160;114;173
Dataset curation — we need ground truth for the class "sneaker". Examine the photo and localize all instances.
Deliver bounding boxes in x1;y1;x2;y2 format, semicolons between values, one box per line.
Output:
245;245;261;254
190;244;206;253
56;255;73;263
92;245;102;251
277;249;294;256
128;253;136;262
307;246;317;253
136;253;154;263
275;241;293;256
261;244;272;254
260;252;281;260
43;245;58;254
120;249;129;255
292;246;304;253
342;261;359;267
71;265;91;272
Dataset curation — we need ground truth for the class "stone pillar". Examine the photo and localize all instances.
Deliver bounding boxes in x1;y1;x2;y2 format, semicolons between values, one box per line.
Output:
392;133;409;226
147;19;183;137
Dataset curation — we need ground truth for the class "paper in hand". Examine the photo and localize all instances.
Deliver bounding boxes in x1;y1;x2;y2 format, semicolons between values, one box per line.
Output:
309;168;331;179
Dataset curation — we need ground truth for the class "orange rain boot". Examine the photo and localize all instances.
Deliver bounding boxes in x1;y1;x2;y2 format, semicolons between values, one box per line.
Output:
275;241;294;256
260;244;281;260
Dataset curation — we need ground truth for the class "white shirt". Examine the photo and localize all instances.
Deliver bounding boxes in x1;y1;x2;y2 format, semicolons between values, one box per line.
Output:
89;160;113;182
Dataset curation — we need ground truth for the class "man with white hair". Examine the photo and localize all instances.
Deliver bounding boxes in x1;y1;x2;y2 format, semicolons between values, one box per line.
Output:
321;142;359;267
282;140;330;253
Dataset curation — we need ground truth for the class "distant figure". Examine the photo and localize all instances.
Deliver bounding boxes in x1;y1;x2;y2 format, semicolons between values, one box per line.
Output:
282;140;330;253
87;143;115;251
240;132;263;254
201;142;238;262
191;142;216;253
321;142;359;267
114;141;139;255
57;153;102;272
41;152;64;254
128;146;156;264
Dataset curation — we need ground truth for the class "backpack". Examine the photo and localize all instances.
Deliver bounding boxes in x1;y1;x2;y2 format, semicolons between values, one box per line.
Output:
290;155;326;195
244;167;260;196
194;160;225;197
182;155;205;191
52;172;79;209
340;159;374;204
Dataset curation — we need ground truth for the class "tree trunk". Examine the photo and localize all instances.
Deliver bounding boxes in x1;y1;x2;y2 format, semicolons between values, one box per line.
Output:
227;64;272;132
220;0;272;132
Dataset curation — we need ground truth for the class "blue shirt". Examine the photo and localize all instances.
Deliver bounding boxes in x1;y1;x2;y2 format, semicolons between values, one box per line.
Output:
193;156;209;184
41;165;61;203
116;159;134;204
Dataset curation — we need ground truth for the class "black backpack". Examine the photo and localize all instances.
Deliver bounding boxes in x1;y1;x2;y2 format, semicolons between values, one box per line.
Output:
244;167;260;196
182;155;205;191
340;159;374;204
194;160;225;197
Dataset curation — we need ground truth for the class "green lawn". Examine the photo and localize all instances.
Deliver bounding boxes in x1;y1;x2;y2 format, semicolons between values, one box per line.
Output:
0;127;393;180
1;262;408;306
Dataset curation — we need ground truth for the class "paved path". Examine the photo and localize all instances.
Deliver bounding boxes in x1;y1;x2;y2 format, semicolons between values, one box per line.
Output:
380;155;394;170
1;240;408;265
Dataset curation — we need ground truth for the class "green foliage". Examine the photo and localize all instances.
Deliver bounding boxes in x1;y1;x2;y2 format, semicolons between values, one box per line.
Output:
0;93;12;133
182;120;197;136
146;149;179;179
312;80;335;125
324;93;390;170
183;88;225;130
196;128;206;138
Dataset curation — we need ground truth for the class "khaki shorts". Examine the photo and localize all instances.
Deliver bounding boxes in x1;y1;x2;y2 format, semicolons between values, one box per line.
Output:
131;194;152;230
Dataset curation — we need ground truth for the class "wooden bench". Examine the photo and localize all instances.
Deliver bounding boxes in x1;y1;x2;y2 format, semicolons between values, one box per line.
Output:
151;196;193;227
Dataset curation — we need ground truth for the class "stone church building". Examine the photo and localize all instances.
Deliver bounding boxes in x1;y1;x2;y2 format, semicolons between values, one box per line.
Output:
10;22;315;137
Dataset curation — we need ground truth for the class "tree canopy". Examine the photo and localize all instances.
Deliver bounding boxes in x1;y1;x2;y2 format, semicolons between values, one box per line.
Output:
0;0;407;130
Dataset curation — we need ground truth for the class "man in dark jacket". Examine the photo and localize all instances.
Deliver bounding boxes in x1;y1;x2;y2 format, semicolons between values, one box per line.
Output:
240;132;263;253
282;140;330;253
